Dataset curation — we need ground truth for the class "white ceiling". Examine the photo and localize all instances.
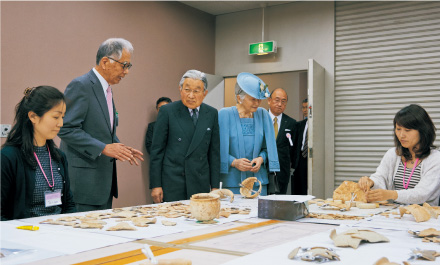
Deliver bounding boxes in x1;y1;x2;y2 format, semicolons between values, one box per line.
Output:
180;1;294;16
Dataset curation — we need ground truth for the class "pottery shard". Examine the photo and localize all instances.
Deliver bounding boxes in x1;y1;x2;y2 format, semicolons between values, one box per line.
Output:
332;181;367;203
219;211;231;218
415;228;440;237
423;203;439;219
406;204;431;222
132;217;157;227
106;222;137;231
111;211;137;219
210;189;235;203
330;229;389;249
75;220;107;229
240;177;262;198
56;216;78;222
39;219;64;225
161;220;176;226
330;229;362;249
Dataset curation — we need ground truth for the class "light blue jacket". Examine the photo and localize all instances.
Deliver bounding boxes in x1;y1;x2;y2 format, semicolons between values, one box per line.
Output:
219;107;279;188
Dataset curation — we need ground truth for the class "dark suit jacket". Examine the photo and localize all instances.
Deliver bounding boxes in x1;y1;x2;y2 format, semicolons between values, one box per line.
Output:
291;119;307;169
149;100;220;202
59;69;119;206
145;121;155;154
1;146;76;220
272;113;297;184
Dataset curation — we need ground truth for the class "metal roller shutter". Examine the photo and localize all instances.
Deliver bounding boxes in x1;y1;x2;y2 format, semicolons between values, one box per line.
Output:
334;1;440;187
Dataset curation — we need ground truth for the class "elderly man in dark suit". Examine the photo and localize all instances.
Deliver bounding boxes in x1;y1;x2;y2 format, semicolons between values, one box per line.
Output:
149;70;220;203
59;38;143;212
145;97;172;154
291;98;308;195
267;88;297;194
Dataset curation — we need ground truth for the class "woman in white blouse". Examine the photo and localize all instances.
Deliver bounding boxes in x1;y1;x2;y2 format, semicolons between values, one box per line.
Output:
359;104;440;206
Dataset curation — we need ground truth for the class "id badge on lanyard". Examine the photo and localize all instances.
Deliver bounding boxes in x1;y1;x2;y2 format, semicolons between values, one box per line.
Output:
44;189;62;207
34;146;62;208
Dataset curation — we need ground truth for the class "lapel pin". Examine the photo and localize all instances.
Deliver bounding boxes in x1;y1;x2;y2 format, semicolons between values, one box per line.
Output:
207;128;211;131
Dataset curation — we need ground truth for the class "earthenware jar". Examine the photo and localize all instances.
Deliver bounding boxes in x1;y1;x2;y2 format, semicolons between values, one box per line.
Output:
190;193;220;221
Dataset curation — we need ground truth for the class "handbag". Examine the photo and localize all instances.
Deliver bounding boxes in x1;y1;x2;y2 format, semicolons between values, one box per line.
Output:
268;172;280;194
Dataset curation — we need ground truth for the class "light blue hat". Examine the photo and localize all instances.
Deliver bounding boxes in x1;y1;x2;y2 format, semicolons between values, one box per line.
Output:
236;72;270;100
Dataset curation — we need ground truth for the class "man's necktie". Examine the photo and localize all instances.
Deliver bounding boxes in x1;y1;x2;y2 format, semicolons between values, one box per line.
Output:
273;117;278;139
106;86;113;130
191;108;198;126
302;129;308;158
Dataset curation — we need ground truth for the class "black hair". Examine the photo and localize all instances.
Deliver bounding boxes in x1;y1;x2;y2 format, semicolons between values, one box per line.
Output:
3;86;65;167
302;98;308;103
393;104;436;160
156;97;172;109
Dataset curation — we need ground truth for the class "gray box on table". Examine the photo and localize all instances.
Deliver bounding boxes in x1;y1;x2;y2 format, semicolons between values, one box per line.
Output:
258;198;309;221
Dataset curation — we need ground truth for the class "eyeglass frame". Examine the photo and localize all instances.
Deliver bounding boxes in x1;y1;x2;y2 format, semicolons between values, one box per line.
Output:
272;98;288;105
107;57;132;70
181;87;204;95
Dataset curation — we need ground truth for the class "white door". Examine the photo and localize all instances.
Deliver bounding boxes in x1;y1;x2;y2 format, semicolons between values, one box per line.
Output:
307;59;325;198
204;74;225;110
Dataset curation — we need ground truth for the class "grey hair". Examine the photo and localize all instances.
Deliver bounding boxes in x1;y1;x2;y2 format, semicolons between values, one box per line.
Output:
234;82;247;103
179;70;208;91
96;38;134;65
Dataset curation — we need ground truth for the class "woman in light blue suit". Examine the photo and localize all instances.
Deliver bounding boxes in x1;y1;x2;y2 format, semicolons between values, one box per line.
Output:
219;73;280;195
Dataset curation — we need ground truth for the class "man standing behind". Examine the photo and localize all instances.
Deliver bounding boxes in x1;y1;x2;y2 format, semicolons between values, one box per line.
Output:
149;70;220;203
267;88;297;194
145;97;172;154
59;38;143;212
291;98;308;195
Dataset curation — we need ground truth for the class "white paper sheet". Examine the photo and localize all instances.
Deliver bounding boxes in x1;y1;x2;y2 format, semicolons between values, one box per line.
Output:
258;195;315;203
16;198;259;240
352;213;440;231
0;221;132;264
222;226;440;265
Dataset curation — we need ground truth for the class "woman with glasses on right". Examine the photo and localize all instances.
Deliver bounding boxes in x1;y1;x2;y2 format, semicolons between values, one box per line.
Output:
359;104;440;205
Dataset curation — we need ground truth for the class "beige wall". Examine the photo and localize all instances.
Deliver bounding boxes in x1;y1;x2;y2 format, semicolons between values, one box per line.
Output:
1;1;215;207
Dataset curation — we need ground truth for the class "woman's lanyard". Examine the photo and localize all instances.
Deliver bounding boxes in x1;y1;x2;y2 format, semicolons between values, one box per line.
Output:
402;158;419;190
34;146;55;191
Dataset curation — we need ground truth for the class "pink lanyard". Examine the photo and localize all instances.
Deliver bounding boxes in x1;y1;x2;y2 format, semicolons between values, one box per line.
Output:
34;146;54;191
402;158;419;190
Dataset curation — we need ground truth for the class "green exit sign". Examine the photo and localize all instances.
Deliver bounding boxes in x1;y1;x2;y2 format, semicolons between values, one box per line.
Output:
249;41;277;55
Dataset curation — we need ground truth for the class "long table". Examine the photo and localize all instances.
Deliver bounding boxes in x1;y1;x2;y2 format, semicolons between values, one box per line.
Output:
1;196;439;265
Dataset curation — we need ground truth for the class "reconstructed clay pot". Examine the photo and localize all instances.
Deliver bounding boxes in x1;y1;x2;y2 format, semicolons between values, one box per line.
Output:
190;193;221;221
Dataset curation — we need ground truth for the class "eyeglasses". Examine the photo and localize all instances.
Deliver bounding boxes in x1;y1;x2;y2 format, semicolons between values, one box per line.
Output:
272;98;287;105
182;88;203;95
108;57;132;70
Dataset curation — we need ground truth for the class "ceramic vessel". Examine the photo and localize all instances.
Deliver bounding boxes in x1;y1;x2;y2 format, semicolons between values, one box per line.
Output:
190;193;220;221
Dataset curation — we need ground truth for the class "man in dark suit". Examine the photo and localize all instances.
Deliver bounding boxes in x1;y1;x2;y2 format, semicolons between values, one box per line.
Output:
59;38;143;212
145;97;172;154
267;88;297;194
149;70;220;203
291;98;308;195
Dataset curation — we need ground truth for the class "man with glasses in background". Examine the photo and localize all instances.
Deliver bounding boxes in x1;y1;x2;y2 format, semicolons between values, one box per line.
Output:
149;70;220;203
59;38;143;212
267;88;297;194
